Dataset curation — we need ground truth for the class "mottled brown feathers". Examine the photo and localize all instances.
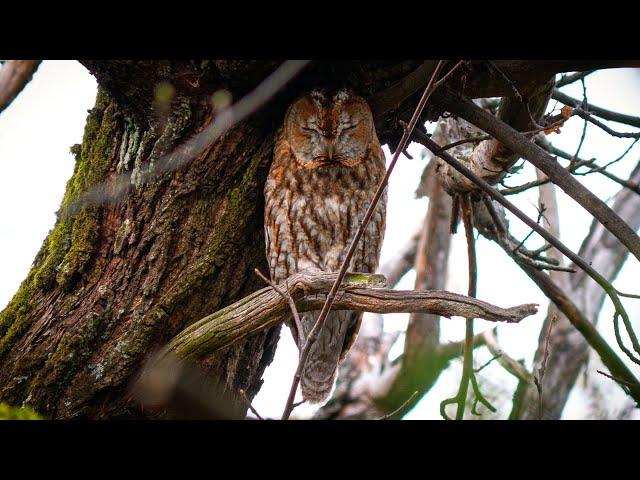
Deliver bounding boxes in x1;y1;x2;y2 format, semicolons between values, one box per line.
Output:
264;89;387;403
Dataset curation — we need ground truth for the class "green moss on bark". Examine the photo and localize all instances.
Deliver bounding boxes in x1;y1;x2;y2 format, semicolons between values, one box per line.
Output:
0;88;118;360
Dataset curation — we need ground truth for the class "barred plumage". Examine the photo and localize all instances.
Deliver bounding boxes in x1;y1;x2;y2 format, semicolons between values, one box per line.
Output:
264;88;387;403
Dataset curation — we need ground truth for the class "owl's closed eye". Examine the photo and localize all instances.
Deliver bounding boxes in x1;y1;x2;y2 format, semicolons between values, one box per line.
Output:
285;88;375;169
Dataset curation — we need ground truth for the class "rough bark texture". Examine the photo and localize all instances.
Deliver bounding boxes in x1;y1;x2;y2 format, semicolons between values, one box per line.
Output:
1;60;636;419
0;86;279;418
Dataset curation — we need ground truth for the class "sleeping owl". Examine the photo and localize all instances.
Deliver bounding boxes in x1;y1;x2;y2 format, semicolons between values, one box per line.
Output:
264;88;387;403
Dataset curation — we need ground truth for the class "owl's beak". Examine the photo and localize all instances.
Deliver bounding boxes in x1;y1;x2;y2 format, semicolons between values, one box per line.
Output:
326;142;334;161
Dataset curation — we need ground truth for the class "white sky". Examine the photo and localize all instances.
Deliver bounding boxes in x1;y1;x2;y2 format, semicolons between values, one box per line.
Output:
1;61;639;419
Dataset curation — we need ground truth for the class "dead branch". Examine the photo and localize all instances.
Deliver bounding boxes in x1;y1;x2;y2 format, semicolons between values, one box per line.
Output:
440;195;477;420
0;60;41;114
482;329;533;383
572;107;640;139
156;271;538;363
555;71;595;88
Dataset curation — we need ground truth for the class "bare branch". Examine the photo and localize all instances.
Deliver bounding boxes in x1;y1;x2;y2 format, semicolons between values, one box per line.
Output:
482;329;533;383
254;268;304;350
552;89;640;129
432;86;640;264
555;71;595;88
0;60;41;114
414;127;640;368
156;270;538;363
440;195;477;420
572;107;640;139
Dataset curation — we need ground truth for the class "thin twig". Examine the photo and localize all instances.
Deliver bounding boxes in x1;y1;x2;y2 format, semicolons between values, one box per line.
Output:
552;89;640;129
517;138;640;196
474;353;502;373
255;268;304;349
470;372;497;416
568;79;588;167
481;328;533;383
596;370;639;390
432;60;467;90
486;60;541;129
573;107;640;139
534;315;557;420
280;60;448;420
378;391;419;420
239;389;264;420
440;195;477;420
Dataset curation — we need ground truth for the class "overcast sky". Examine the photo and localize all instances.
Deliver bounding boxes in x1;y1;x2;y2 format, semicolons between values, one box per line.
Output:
1;61;639;419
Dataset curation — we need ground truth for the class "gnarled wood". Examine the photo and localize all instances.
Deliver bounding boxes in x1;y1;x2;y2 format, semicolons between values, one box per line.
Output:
159;271;537;362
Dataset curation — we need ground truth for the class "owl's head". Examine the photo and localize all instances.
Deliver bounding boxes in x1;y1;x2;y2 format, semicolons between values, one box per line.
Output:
284;88;375;169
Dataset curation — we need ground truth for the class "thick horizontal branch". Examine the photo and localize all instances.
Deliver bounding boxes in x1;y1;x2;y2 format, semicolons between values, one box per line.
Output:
158;271;538;362
369;61;640;122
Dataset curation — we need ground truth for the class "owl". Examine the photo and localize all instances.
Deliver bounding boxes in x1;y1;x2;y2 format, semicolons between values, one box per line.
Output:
264;88;387;403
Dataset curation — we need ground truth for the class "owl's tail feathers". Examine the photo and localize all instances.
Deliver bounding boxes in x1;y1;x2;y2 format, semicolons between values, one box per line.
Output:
301;355;339;404
299;310;351;404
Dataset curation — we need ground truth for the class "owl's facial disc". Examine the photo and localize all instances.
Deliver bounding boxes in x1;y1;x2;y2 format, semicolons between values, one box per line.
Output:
286;90;374;170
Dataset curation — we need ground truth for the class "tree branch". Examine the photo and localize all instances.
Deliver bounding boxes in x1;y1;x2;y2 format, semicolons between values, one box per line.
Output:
0;60;41;114
555;71;595;88
414;127;640;372
432;86;640;263
552;89;640;129
156;271;538;362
